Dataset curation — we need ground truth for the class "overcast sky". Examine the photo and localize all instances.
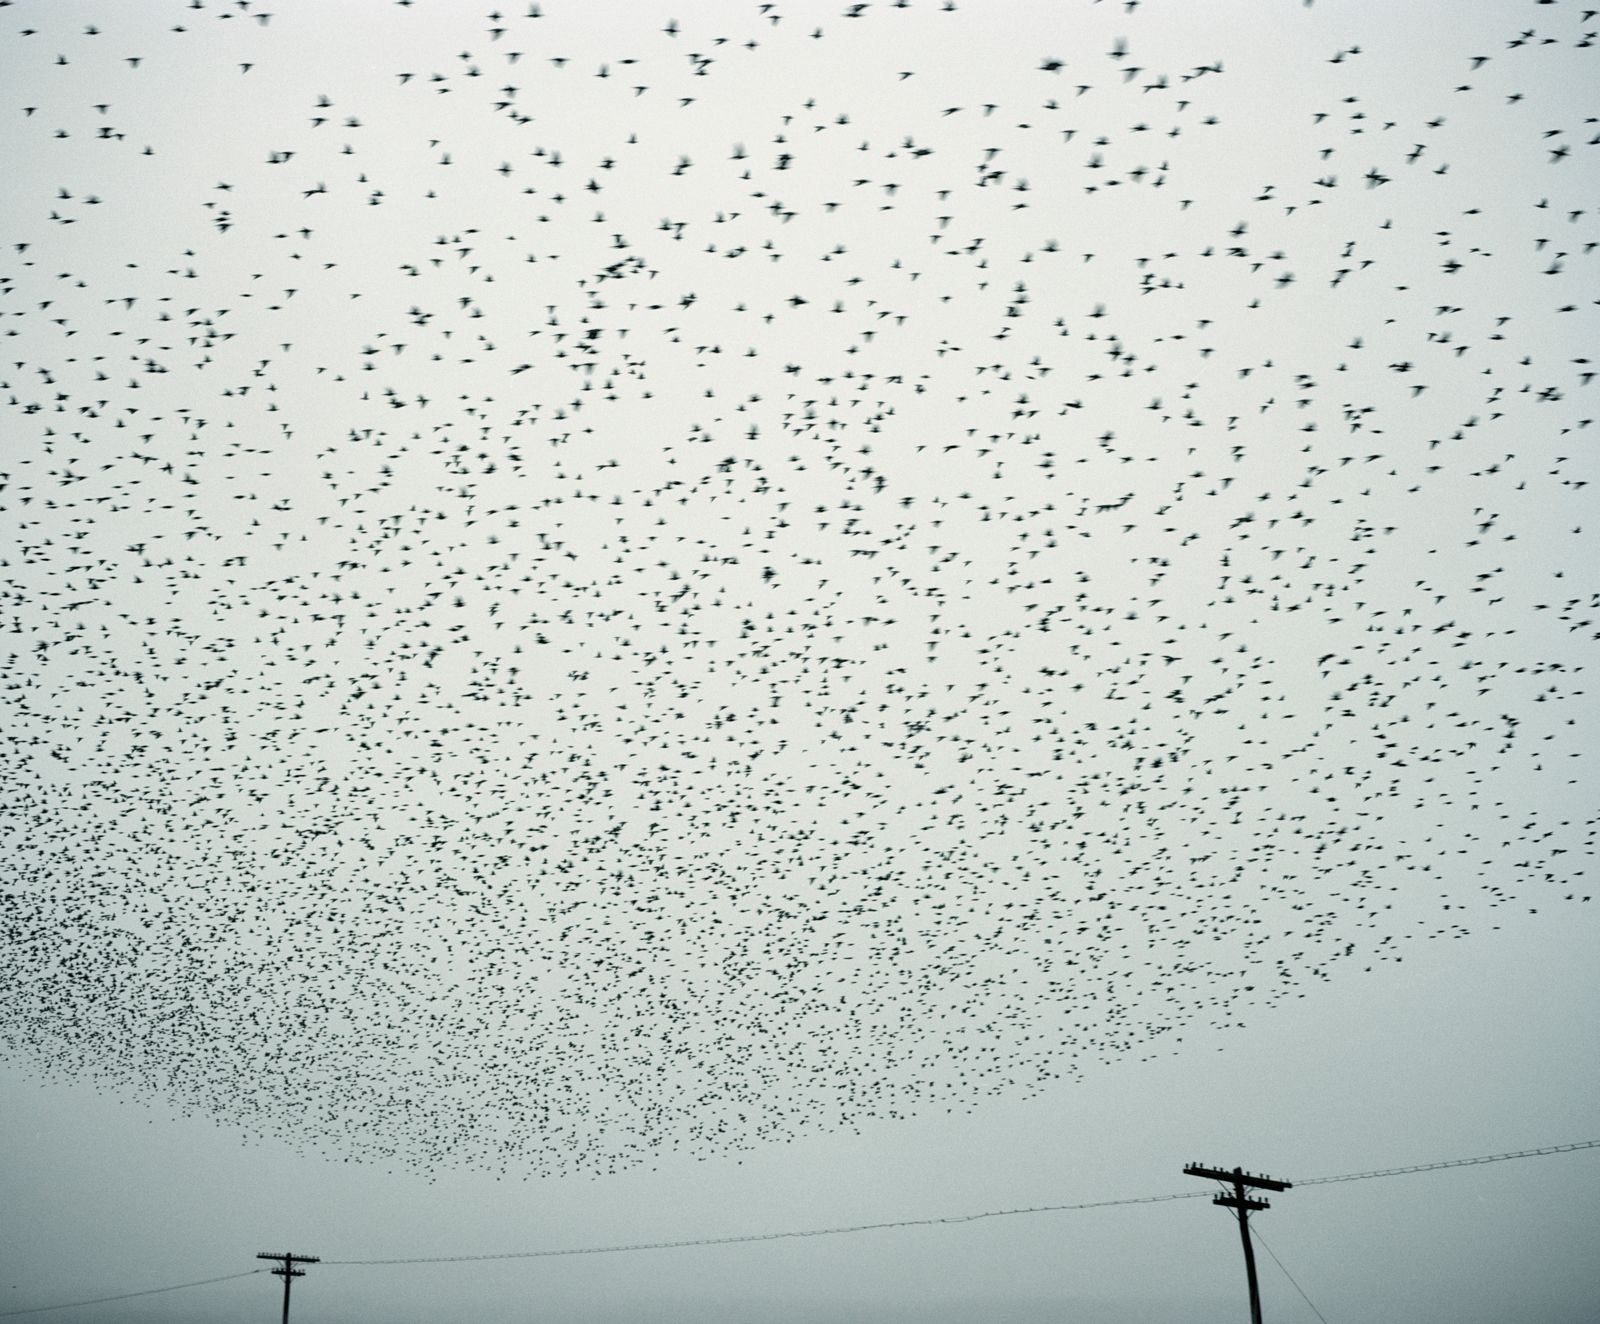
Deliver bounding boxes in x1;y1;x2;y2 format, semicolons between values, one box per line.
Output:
1;0;1596;1321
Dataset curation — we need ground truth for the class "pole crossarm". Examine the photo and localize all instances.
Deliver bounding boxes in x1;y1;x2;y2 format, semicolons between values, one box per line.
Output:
1184;1165;1292;1192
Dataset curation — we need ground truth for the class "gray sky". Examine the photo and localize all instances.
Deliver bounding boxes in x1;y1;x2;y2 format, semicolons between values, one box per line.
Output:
1;0;1597;1320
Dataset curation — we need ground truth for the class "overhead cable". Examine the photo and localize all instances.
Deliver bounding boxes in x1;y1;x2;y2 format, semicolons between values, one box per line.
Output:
324;1137;1600;1266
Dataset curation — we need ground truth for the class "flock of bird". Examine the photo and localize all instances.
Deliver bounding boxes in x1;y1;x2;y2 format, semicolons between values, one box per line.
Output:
1;0;1594;1176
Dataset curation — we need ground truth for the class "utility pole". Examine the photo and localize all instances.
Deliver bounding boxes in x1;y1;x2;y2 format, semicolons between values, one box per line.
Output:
256;1251;319;1324
1182;1165;1290;1324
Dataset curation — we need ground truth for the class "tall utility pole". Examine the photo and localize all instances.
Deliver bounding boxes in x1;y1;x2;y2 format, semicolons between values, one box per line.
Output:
256;1251;319;1324
1182;1165;1290;1324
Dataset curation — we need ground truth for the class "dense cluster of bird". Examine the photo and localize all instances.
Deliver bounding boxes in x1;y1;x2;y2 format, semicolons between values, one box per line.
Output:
0;0;1594;1176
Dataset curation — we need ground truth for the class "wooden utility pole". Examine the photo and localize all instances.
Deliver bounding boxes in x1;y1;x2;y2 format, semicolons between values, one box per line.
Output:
1182;1165;1290;1324
256;1251;319;1324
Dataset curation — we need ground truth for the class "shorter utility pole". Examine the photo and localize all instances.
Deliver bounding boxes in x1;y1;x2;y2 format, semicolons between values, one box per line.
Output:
1183;1164;1290;1324
256;1251;319;1324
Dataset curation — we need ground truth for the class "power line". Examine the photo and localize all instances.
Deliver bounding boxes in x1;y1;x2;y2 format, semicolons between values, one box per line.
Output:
1291;1138;1600;1188
0;1270;263;1319
4;1136;1593;1315
324;1137;1600;1266
1252;1226;1330;1324
324;1186;1215;1265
